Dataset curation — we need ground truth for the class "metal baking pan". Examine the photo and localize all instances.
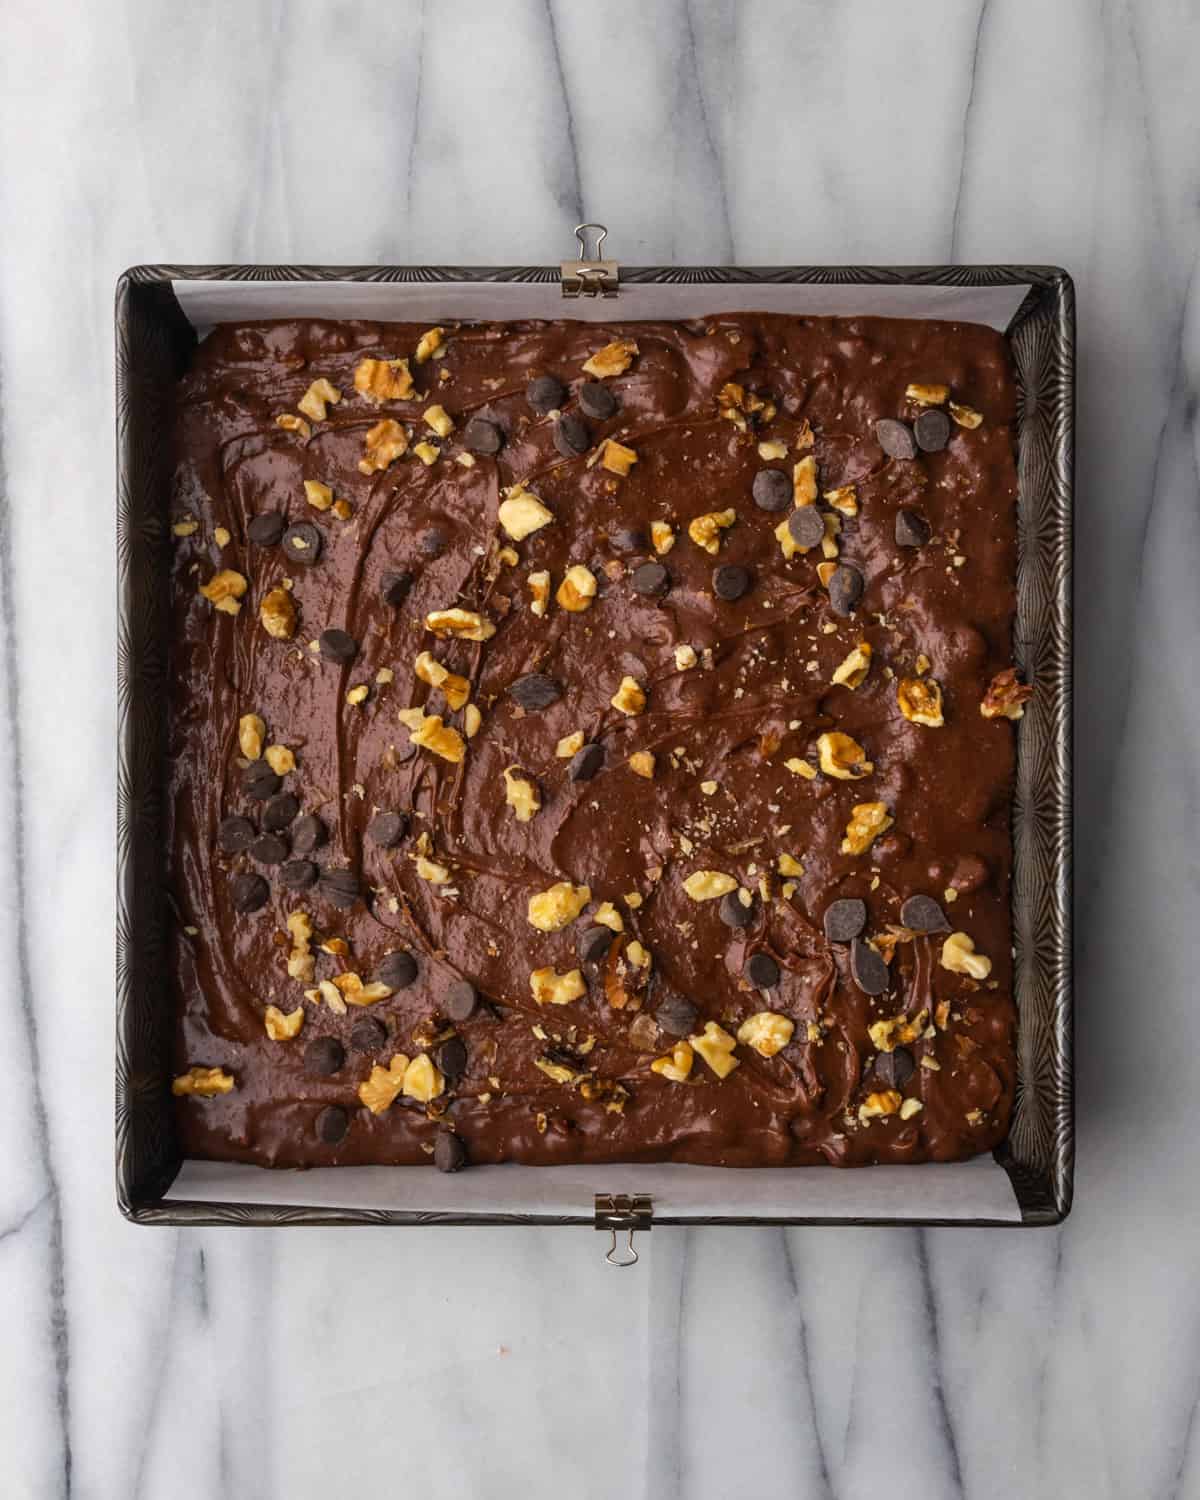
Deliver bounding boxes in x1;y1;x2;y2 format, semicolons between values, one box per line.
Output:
116;239;1073;1236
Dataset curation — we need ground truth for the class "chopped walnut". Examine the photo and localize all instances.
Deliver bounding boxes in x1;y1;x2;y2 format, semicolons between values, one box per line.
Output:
651;521;676;555
527;882;591;932
651;1040;694;1083
817;731;873;780
260;585;297;640
600;439;638;477
824;484;858;516
689;1021;740;1079
628;751;656;779
981;668;1033;720
498;485;554;540
358;418;409;474
777;853;804;877
463;703;482;738
816;561;838;588
688;508;737;555
172;1066;234;1097
774;517;801;561
530;967;586;1006
674;644;698;670
424;608;496;642
557;565;598;613
403;1053;445;1102
286;910;315;982
610;675;646;716
332;972;393;1006
868;1008;929;1053
793;455;818;507
582;338;638;378
415;854;450;884
297;378;341;423
400;708;466;764
899;1098;923;1120
275;413;311;439
758;440;788;460
859;1089;902;1124
555;731;584;759
949;400;983;429
527;570;551;617
198;569;248;616
784;757;816;780
238;713;265;760
414;327;445;364
303;480;333;512
358;1054;411;1114
412;441;439;467
354;357;414;404
214;526;231;547
503;766;541;822
414;651;470;710
941;931;992;980
423;404;453;437
682;870;738;902
172;516;199;537
264;1004;304;1041
905;383;949;406
536;1056;586;1085
831;641;872;689
737;1011;795;1058
841;801;893;856
264;744;295;775
898;676;945;727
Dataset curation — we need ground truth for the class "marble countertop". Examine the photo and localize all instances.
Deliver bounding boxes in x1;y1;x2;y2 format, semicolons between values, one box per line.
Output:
3;1;1198;1495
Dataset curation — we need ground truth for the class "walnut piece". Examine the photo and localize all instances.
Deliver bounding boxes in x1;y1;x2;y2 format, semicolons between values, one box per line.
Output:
757;440;788;460
868;1008;928;1053
682;870;738;902
651;521;676;554
275;413;311;439
302;480;333;512
600;439;638;477
264;1005;304;1041
414;651;470;710
905;383;949;406
824;484;858;516
651;1040;694;1083
358;418;409;474
172;1066;234;1098
674;644;698;670
198;569;248;616
817;731;873;780
784;757;816;780
736;1011;795;1058
528;571;551;617
898;676;945;727
687;508;737;555
264;744;295;775
414;327;444;364
859;1089;902;1124
793;455;818;506
260;585;297;640
940;931;992;980
530;967;587;1006
556;565;598;613
831;641;872;689
354;357;414;404
412;441;439;467
841;801;893;856
403;1053;445;1102
358;1054;411;1114
610;675;646;716
778;853;804;877
423;403;453;437
238;713;266;760
463;703;482;738
424;608;496;642
582;338;638;378
332;972;394;1006
899;1098;923;1120
981;668;1033;720
949;400;983;428
628;751;656;779
286;910;315;982
498;485;554;541
503;766;541;822
527;882;591;932
297;378;341;423
594;902;624;932
399;708;466;764
689;1021;740;1079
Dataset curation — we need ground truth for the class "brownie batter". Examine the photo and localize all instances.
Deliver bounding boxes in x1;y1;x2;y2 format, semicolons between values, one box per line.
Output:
166;313;1022;1169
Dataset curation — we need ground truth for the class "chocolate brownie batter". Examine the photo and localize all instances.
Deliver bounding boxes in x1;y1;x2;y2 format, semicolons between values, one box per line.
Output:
166;313;1022;1169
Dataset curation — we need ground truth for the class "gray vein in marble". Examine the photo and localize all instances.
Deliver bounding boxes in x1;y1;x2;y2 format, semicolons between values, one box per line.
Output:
543;0;585;225
916;1231;965;1499
644;1233;687;1500
0;1190;48;1244
403;0;427;239
949;0;990;261
780;1233;835;1500
680;0;734;263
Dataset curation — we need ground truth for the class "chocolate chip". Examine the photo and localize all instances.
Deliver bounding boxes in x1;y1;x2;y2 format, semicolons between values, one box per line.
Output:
319;628;357;664
787;505;825;549
630;561;670;597
282;522;323;566
444;980;478;1022
217;815;255;854
553;413;591;457
279;859;318;890
291;814;327;854
462;417;503;455
746;952;780;989
315;1105;348;1144
319;867;359;910
752;469;791;512
895;509;931;548
528;374;567;415
914;408;952;453
419;527;446;557
610;526;646;555
578;380;618;421
577;926;615;964
304;1036;346;1077
509;673;560;711
828;564;864;617
377;949;418;990
250;832;289;865
655;993;699;1037
368;811;408;848
875;418;917;460
436;1036;468;1083
242;761;281;800
381;569;413;606
433;1130;468;1173
262;793;300;832
247;511;285;547
713;564;752;602
823;898;866;943
349;1017;388;1054
900;894;951;934
873;1047;915;1089
850;937;890;995
568;743;604;782
719;891;755;929
229;872;269;913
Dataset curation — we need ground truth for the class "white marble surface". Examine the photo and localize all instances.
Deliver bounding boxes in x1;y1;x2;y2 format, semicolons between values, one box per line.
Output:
1;1;1199;1495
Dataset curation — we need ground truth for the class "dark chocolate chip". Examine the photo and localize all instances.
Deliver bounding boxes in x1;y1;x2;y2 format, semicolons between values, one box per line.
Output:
578;380;618;421
895;509;931;548
242;761;282;800
229;872;269;913
304;1036;346;1077
553;413;591;457
279;859;319;891
250;832;289;865
315;1105;348;1145
787;505;826;550
610;527;646;555
444;980;479;1023
291;814;327;854
900;894;951;934
828;564;864;617
349;1016;388;1054
528;374;568;415
577;925;615;964
381;569;413;607
568;743;605;782
509;673;561;711
433;1130;468;1173
630;561;670;597
719;891;755;929
262;793;300;832
282;522;323;566
752;469;792;512
319;628;358;664
368;811;408;848
873;1046;915;1089
850;937;890;995
746;952;780;989
875;418;918;460
247;511;286;547
419;527;446;557
823;898;866;944
319;867;360;910
914;407;952;453
436;1036;468;1083
462;417;503;455
217;815;255;854
377;949;418;990
713;564;752;602
655;993;699;1037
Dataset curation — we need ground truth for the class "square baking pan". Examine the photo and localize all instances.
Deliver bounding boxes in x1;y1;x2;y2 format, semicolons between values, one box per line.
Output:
116;246;1073;1234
